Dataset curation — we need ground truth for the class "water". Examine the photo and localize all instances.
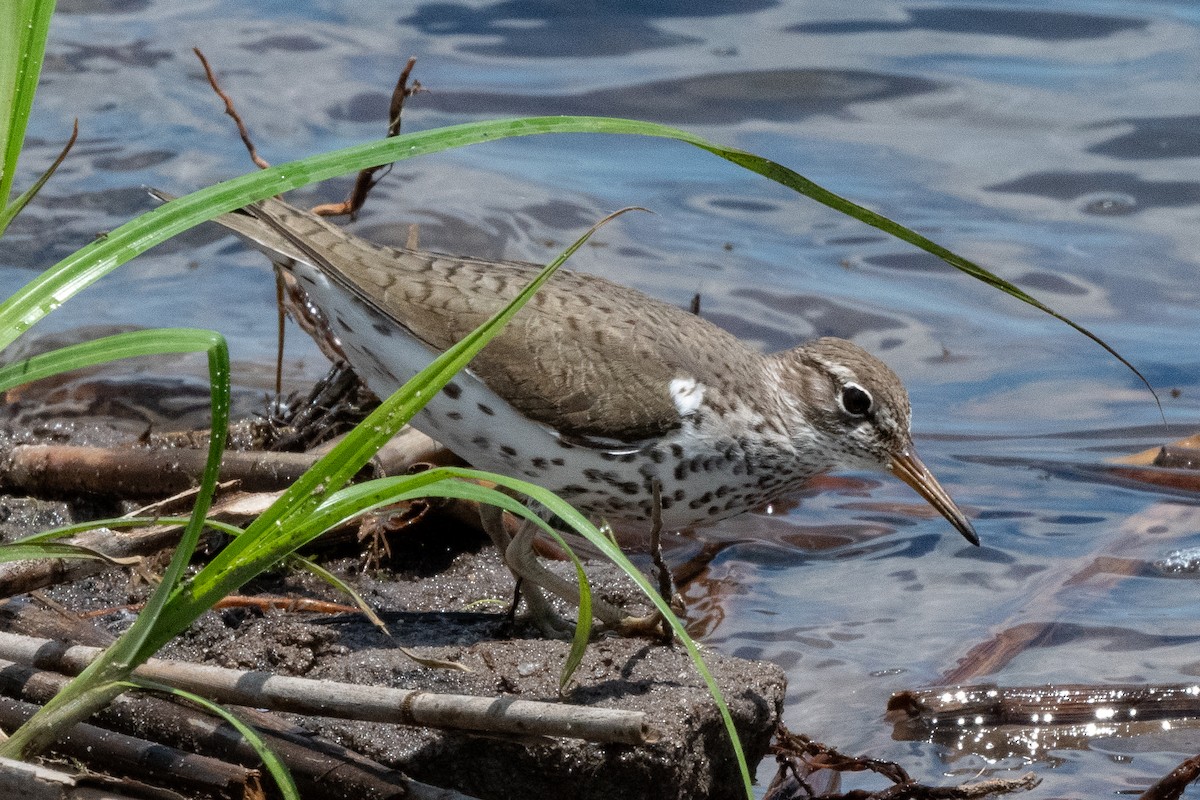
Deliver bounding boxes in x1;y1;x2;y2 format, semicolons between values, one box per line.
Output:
4;1;1200;796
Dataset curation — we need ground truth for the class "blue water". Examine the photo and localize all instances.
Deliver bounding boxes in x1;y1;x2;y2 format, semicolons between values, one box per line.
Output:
5;1;1200;796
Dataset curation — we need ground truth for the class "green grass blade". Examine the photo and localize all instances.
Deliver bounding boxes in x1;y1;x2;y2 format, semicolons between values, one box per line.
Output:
0;327;222;392
0;118;76;232
0;116;1141;393
278;472;595;688
0;542;139;565
0;0;56;214
130;680;298;800
173;464;748;793
0;328;231;760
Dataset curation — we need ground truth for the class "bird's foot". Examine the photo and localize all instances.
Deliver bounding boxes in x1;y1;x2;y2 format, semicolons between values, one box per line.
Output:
512;583;584;639
608;593;686;639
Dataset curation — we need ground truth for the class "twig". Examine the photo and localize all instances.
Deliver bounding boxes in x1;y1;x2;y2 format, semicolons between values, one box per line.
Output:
0;631;655;745
82;594;361;619
647;478;675;644
2;443;324;496
767;724;1039;800
1;431;454;497
274;269;287;408
311;55;423;219
1138;752;1200;800
193;47;270;170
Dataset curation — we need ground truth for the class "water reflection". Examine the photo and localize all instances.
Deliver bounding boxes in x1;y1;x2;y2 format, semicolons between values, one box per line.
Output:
402;0;776;57
333;69;941;123
787;7;1147;41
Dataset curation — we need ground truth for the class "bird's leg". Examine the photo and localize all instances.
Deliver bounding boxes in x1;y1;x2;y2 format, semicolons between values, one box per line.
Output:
478;501;572;636
505;515;673;638
648;479;682;644
479;495;666;637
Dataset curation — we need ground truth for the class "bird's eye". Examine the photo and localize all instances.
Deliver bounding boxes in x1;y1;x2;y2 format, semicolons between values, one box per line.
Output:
839;383;873;417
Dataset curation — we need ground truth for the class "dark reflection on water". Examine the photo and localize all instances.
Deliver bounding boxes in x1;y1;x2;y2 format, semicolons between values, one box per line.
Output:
986;171;1200;211
1087;115;1200;160
333;69;941;124
42;39;172;71
403;0;776;57
787;6;1146;41
1012;271;1088;296
241;34;327;54
729;288;905;340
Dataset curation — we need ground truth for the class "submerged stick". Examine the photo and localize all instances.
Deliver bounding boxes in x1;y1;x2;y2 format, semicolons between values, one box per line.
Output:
889;682;1200;728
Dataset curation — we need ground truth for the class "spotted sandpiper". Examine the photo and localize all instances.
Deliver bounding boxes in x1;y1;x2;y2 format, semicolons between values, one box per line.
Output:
210;196;977;630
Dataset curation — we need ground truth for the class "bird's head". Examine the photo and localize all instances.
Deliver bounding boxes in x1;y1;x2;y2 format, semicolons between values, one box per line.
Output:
779;337;978;545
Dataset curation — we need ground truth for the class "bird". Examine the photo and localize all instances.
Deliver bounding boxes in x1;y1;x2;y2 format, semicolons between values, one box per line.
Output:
207;195;978;632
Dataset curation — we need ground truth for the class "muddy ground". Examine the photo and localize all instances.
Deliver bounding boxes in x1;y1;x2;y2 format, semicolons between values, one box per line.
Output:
0;395;786;800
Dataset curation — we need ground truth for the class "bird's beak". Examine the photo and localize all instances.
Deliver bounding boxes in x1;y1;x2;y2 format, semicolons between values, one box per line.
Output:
888;446;979;546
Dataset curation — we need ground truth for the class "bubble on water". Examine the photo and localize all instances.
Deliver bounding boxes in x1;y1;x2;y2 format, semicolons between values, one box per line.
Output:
1154;547;1200;574
1078;192;1137;216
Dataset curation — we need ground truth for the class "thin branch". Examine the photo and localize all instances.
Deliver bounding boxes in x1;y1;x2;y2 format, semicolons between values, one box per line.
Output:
311;55;423;219
193;47;270;170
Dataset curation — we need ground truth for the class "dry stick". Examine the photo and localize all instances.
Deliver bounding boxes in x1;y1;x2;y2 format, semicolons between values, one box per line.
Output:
0;658;478;800
311;55;421;219
0;632;654;745
227;708;484;800
648;479;672;603
0;755;155;800
2;443;322;497
82;594;361;619
0;431;471;600
1;425;454;498
194;46;270;171
647;479;675;645
767;723;1040;800
274;269;287;409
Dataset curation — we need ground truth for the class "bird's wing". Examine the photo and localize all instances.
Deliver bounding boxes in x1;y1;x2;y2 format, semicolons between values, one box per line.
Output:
207;197;760;444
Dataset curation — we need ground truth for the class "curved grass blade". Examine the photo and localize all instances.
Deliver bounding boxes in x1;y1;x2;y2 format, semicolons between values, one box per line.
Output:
0;541;139;565
0;118;77;232
14;516;246;544
0;327;220;391
172;464;749;795
703;146;1158;404
0;328;230;760
0;116;1143;397
129;680;298;800
290;554;389;634
274;472;595;691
